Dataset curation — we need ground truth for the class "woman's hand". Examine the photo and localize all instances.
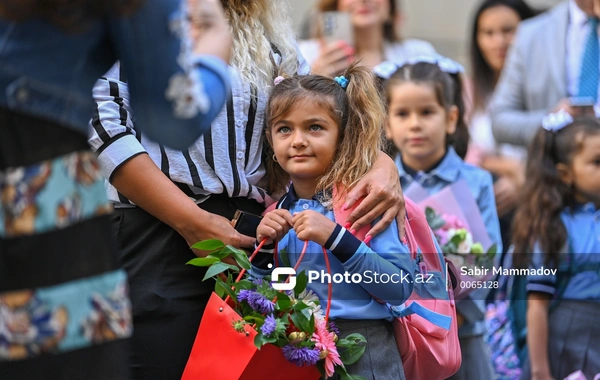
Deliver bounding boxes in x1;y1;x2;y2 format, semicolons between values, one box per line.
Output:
344;152;405;240
189;0;232;63
310;40;354;77
292;210;337;247
257;209;294;245
181;212;256;261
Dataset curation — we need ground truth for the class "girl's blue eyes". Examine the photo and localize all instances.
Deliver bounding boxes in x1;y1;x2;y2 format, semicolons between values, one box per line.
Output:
276;125;322;133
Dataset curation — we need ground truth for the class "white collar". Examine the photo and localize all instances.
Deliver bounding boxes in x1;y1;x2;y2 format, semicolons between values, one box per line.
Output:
569;0;590;28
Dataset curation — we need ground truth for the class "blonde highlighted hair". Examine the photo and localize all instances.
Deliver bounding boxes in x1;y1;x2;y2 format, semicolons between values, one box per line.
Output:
265;63;385;204
222;0;299;89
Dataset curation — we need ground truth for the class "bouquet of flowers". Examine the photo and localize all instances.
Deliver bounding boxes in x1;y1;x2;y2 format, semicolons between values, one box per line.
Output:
182;239;367;380
425;207;496;280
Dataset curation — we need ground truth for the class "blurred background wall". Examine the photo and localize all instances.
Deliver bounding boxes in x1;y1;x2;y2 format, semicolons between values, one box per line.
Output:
287;0;562;72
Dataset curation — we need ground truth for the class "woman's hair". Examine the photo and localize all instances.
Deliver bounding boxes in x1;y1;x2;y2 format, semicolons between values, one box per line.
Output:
469;0;534;111
512;118;600;267
0;0;143;30
223;0;299;90
384;62;470;159
265;62;384;203
317;0;400;42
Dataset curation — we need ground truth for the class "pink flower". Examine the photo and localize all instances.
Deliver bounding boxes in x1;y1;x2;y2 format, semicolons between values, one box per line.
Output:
312;318;343;378
436;228;450;246
441;214;465;231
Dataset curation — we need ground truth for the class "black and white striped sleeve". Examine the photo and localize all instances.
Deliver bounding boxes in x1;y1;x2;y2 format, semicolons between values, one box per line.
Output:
89;62;147;182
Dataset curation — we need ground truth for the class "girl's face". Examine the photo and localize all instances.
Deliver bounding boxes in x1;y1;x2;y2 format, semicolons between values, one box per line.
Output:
476;5;521;74
338;0;391;30
385;82;457;169
558;133;600;207
270;99;340;191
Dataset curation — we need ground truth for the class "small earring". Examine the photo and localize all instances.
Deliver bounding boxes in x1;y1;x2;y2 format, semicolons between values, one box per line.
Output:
272;154;278;162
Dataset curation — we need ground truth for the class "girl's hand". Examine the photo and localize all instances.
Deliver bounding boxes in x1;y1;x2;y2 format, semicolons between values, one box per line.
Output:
310;40;355;77
292;210;337;247
494;176;520;217
257;209;294;245
344;152;405;240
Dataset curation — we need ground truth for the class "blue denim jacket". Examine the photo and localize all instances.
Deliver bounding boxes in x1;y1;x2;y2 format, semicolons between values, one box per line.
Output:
0;0;229;150
527;203;600;301
396;147;502;338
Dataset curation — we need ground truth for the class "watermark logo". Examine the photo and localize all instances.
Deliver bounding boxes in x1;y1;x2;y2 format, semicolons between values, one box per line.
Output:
269;264;296;291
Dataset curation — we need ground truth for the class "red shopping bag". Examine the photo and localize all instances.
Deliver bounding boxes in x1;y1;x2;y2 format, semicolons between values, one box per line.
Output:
182;241;329;380
181;292;321;380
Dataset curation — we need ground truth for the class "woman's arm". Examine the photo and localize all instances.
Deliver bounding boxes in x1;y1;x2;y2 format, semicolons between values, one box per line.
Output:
527;293;554;380
111;154;256;259
107;0;231;150
344;151;405;239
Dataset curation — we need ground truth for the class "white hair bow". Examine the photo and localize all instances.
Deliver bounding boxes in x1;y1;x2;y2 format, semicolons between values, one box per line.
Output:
373;54;465;79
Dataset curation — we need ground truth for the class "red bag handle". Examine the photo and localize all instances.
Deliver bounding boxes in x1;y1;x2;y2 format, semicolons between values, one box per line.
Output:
227;238;333;323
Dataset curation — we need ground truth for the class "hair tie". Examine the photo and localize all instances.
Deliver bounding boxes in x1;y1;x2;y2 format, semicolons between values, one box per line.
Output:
334;76;349;89
542;109;574;132
273;76;285;86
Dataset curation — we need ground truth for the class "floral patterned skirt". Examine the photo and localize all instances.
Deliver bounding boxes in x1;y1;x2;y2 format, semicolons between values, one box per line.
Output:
0;108;132;379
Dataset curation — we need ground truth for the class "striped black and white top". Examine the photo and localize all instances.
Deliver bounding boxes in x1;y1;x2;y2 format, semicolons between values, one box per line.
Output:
89;48;310;207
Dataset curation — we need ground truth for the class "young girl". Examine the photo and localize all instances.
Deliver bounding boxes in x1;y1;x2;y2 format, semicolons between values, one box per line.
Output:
383;58;501;379
253;64;414;380
512;112;600;380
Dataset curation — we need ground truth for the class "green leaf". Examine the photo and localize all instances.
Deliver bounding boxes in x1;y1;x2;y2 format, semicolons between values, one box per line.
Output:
208;250;233;260
215;277;237;300
275;292;291;311
214;281;225;297
234;279;254;291
279;248;291;268
203;262;239;281
227;246;251;270
339;344;367;365
290;309;310;332
186;257;220;267
486;243;497;256
190;239;225;251
335;365;367;380
293;271;308;297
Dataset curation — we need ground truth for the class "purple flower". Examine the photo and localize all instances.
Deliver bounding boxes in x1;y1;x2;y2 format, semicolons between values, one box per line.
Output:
282;344;320;367
261;315;277;337
237;289;252;303
237;289;275;314
328;320;340;336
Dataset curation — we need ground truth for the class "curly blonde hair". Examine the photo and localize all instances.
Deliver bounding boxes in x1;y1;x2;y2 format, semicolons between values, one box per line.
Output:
222;0;299;89
265;63;384;205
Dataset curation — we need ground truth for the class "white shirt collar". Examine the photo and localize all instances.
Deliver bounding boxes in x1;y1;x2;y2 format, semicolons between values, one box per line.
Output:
570;0;590;28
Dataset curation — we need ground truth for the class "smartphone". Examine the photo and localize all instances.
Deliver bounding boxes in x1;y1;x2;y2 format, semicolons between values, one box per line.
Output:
316;11;354;46
232;210;263;238
569;97;596;117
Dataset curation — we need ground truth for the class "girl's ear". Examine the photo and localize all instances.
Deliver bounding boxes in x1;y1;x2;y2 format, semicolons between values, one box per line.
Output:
384;118;393;139
446;105;459;135
556;163;574;187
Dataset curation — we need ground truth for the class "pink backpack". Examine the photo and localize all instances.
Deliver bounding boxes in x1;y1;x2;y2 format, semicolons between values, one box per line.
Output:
333;198;462;379
263;196;462;379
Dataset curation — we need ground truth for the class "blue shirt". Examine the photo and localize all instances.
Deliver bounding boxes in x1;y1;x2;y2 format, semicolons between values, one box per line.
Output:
252;187;415;321
0;0;229;151
396;147;502;337
527;203;600;301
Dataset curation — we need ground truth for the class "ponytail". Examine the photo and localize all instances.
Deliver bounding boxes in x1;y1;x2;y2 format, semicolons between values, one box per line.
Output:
447;73;470;159
512;118;600;267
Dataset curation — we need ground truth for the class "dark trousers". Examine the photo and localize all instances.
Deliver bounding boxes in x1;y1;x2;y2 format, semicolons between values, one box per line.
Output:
112;195;264;380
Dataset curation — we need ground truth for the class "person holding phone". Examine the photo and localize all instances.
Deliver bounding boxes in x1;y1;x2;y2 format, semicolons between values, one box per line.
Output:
490;0;600;148
300;0;436;77
89;0;406;379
